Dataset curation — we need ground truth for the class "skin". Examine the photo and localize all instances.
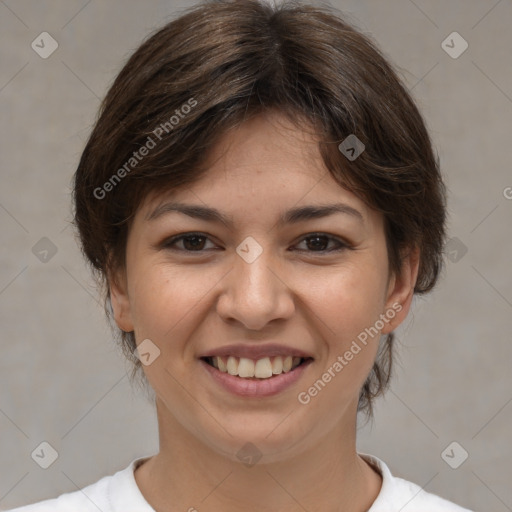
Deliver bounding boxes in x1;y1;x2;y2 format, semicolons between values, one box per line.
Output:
110;110;419;512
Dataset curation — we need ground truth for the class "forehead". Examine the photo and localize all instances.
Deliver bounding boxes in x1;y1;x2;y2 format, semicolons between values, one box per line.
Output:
136;110;379;231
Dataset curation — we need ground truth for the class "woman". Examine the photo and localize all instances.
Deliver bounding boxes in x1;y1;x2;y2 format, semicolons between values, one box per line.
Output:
9;0;473;510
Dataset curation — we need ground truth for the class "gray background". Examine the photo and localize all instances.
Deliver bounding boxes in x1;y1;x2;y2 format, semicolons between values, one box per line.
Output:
1;1;511;510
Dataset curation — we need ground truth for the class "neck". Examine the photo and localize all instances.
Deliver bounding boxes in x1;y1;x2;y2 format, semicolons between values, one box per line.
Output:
134;398;382;512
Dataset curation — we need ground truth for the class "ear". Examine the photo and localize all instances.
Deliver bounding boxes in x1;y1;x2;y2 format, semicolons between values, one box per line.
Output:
108;266;135;333
381;246;420;334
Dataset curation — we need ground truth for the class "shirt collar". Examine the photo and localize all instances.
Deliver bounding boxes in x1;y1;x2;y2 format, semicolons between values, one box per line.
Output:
110;453;394;512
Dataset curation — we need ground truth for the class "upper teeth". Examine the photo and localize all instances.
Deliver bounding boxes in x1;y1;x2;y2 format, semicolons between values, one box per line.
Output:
210;355;302;379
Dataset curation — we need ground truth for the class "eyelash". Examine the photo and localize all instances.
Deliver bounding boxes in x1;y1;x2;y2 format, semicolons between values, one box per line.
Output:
160;232;352;255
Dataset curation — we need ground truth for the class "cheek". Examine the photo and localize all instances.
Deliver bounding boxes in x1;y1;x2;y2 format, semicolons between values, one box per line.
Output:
306;261;389;340
129;266;197;332
293;263;388;418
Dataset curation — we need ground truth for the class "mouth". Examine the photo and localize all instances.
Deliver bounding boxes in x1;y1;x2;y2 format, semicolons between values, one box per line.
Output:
199;354;314;397
200;355;314;380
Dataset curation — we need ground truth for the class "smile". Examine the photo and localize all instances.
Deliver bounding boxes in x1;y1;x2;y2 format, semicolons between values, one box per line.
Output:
199;356;314;397
202;355;310;379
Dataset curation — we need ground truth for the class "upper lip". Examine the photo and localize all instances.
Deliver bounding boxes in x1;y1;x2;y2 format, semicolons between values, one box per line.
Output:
198;343;314;361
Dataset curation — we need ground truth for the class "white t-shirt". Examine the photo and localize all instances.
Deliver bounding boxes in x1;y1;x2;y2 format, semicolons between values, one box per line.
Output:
5;453;473;512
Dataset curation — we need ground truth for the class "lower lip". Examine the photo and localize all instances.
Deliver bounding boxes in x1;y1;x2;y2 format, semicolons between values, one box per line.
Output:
199;358;313;398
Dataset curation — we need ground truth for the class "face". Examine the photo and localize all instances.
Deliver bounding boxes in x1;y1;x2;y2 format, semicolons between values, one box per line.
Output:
110;110;418;463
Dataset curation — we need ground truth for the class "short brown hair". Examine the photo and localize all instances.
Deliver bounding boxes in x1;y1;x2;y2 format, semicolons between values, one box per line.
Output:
73;0;446;417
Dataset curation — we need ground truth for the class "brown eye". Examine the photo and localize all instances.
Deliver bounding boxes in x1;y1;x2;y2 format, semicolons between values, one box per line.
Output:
160;232;350;255
295;234;350;253
162;233;216;252
181;235;207;251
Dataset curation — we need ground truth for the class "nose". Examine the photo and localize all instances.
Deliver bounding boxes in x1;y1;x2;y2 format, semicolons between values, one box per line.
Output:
216;243;295;330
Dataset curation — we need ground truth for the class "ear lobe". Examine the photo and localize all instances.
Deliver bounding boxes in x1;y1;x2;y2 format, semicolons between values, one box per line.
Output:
381;246;420;334
108;268;134;333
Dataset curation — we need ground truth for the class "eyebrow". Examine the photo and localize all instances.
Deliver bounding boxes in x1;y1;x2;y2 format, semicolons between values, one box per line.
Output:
146;201;364;227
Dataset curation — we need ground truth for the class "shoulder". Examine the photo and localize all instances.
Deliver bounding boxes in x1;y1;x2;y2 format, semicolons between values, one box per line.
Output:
3;475;111;512
4;457;153;512
361;453;474;512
